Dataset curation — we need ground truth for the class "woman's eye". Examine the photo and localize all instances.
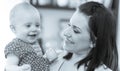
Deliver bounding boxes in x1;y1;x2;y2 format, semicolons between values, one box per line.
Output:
72;26;81;34
73;29;81;33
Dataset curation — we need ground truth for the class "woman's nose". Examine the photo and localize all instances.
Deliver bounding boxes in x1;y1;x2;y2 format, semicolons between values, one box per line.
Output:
63;29;72;38
64;33;71;38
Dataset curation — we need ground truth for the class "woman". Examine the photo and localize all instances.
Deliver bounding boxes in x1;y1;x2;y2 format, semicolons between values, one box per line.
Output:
50;2;118;71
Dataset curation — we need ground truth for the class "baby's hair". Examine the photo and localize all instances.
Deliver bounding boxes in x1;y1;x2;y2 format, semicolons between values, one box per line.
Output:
9;2;40;25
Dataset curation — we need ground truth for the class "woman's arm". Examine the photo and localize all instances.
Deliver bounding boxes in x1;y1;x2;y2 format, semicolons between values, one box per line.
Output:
94;64;112;71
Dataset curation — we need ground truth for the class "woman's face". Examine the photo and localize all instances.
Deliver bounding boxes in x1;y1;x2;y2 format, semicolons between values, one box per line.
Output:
63;10;91;54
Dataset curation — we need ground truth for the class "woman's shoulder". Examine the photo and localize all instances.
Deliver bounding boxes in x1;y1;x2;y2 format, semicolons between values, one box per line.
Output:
77;64;112;71
95;64;112;71
50;50;68;71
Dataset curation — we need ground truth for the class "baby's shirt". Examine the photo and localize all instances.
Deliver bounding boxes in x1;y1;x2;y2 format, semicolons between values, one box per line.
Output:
4;38;49;71
32;42;43;56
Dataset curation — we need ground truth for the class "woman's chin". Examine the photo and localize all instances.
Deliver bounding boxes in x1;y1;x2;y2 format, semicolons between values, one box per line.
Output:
63;45;73;52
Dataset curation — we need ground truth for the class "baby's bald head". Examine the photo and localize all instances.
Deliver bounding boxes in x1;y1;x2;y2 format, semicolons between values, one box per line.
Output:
10;2;40;25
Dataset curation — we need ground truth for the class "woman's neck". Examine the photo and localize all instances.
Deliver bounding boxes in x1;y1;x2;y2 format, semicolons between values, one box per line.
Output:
70;48;91;63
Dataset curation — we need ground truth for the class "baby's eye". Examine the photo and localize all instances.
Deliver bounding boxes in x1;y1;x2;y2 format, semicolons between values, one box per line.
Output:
36;24;40;27
26;24;31;28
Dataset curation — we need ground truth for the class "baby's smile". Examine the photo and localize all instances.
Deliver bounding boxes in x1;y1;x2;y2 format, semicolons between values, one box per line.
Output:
28;33;37;38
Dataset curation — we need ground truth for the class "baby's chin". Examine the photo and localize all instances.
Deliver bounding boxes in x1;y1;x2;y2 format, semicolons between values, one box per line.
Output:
22;39;37;44
28;40;37;44
17;37;38;44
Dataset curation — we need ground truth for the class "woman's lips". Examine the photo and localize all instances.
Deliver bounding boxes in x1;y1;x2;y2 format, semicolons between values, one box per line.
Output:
65;38;75;44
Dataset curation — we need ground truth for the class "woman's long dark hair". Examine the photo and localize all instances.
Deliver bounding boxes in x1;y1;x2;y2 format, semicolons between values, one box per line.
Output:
63;2;118;71
111;0;119;19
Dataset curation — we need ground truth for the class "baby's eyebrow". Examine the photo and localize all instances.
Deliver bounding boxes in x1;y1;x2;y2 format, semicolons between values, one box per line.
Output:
25;22;32;25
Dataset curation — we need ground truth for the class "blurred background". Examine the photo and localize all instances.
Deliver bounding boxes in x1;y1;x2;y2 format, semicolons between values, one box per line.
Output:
0;0;120;71
25;0;82;51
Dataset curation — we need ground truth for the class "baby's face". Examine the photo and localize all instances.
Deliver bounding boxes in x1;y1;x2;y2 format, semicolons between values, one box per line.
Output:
13;10;41;44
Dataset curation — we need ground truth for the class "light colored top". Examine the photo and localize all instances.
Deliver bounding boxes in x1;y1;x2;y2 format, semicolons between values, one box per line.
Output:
50;51;112;71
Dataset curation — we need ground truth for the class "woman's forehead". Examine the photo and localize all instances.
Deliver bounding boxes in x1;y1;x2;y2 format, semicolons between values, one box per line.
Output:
70;11;89;29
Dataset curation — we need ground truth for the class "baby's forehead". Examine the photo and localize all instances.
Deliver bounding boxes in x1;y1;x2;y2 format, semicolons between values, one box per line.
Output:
10;2;40;23
10;3;38;16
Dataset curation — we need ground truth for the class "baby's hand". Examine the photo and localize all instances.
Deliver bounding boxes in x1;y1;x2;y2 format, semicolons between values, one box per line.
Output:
44;48;58;62
20;64;31;71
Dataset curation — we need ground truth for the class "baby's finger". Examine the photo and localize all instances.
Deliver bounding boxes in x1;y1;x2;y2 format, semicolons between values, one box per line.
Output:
21;64;31;70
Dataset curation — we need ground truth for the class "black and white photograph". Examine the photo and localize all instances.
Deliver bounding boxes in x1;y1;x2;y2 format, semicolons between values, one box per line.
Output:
0;0;120;71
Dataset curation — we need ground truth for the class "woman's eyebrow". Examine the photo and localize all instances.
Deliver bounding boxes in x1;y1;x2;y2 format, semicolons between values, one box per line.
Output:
67;23;71;26
73;25;80;29
68;22;81;30
73;25;82;31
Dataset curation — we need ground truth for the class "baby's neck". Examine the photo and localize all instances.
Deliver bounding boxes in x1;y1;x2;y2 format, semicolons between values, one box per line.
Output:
16;37;38;45
30;41;39;46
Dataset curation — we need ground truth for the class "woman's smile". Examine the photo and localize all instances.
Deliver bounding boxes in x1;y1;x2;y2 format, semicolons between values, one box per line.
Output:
65;37;75;44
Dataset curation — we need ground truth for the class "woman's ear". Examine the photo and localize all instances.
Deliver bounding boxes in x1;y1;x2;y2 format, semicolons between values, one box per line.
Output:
90;41;94;48
10;25;16;33
89;38;96;48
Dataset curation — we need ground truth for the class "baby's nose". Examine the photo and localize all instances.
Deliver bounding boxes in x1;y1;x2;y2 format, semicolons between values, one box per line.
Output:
31;27;41;32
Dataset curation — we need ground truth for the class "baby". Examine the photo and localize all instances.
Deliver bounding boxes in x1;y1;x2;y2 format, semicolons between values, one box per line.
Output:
4;2;57;71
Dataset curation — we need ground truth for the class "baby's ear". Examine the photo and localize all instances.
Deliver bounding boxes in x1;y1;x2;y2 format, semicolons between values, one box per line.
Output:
10;25;16;33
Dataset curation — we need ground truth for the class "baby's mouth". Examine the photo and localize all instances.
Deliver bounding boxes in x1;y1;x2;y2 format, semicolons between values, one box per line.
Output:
28;34;37;38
